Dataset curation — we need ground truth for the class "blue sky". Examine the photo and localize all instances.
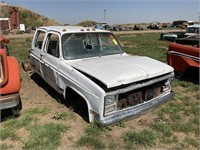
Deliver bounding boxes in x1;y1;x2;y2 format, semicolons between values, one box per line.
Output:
5;0;200;25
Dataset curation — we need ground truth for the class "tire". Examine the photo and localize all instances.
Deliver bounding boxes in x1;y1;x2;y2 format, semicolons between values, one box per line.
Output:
11;98;22;117
0;99;22;121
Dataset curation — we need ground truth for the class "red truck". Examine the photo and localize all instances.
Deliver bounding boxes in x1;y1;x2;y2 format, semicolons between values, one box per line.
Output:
0;33;22;116
167;43;199;78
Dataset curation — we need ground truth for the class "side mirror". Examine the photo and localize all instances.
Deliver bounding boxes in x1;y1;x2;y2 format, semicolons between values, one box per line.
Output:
3;38;9;44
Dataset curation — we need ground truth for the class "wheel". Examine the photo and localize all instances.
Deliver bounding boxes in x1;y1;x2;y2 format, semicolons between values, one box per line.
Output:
11;98;22;117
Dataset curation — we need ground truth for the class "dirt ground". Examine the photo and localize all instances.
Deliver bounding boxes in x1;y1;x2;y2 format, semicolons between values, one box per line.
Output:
15;68;160;149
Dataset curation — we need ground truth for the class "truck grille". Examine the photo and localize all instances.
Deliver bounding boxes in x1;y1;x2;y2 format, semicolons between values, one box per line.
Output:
117;83;163;110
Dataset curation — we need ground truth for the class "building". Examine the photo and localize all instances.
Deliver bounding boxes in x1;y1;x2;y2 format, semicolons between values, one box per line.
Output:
0;18;10;30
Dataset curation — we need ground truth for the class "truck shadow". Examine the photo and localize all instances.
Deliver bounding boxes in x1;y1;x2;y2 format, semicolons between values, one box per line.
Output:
0;109;20;122
175;69;199;85
30;73;89;123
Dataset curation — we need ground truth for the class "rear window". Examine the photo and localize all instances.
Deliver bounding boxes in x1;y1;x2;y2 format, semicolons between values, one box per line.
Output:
34;30;46;49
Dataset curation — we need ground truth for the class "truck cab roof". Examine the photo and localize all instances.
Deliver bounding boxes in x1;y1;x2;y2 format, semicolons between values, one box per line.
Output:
37;26;110;35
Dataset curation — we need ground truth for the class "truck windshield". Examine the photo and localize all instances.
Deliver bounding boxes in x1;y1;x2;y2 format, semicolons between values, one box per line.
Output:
62;33;124;60
187;27;199;33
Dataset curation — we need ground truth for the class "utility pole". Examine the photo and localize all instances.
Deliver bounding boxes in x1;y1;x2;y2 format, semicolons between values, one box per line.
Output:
199;15;200;24
104;9;107;23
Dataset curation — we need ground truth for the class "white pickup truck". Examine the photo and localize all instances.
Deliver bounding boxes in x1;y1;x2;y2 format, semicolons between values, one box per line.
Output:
26;26;174;126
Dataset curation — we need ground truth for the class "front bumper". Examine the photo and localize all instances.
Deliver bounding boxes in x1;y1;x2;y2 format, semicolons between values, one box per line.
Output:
98;91;175;126
0;93;21;110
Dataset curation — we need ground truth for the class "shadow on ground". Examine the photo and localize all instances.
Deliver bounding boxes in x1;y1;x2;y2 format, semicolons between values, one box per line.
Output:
30;73;89;122
175;69;199;85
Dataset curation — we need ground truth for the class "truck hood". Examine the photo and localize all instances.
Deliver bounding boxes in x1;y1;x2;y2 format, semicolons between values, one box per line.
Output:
67;54;174;88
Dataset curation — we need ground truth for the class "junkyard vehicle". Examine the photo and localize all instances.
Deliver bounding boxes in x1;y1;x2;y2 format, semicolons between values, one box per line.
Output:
176;35;199;46
167;43;199;75
133;25;144;30
172;20;194;28
95;23;110;30
0;33;22;116
147;22;162;30
25;26;174;126
110;25;122;31
160;24;200;42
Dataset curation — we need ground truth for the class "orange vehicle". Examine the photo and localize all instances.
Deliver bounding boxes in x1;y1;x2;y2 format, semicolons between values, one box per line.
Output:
0;33;22;115
167;43;200;75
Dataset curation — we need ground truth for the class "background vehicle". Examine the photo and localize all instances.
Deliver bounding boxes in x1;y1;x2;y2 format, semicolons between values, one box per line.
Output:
95;22;110;30
147;22;162;29
176;35;199;46
167;43;199;79
0;33;22;117
160;24;200;42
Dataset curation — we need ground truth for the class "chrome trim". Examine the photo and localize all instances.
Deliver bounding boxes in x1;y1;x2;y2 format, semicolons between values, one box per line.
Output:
168;50;200;62
0;93;21;110
99;91;175;126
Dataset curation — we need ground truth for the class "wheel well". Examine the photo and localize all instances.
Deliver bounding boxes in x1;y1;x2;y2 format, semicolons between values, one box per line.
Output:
176;66;199;84
65;87;89;122
185;67;199;76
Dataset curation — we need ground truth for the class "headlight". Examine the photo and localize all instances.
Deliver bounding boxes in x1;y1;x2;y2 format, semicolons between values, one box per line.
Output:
104;95;118;115
163;79;172;92
105;95;117;106
165;79;171;86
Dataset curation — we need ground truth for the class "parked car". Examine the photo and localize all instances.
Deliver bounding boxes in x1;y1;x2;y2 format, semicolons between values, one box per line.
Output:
167;43;199;76
95;22;110;30
176;35;199;46
24;26;174;126
0;33;22;116
160;24;200;42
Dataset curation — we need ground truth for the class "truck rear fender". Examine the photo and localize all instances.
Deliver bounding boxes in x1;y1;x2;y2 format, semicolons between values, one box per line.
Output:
0;49;9;87
0;56;20;94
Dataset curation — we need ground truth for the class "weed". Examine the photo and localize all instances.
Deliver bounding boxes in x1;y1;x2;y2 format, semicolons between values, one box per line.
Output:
52;110;75;121
0;128;19;141
77;135;105;149
117;121;126;128
25;107;50;116
4;114;38;130
102;125;113;133
84;123;101;136
23;123;69;150
151;122;172;137
170;121;194;133
184;136;200;148
108;142;118;150
123;129;157;148
156;100;182;122
76;123;106;149
0;143;13;150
